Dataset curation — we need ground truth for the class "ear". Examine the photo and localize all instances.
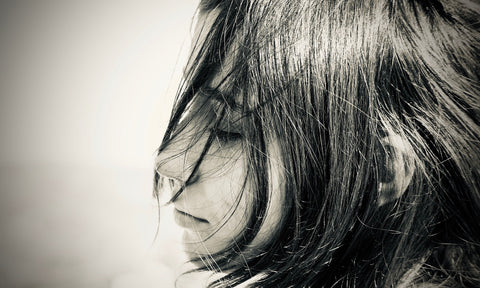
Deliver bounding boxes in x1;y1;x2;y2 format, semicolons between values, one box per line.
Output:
377;129;415;207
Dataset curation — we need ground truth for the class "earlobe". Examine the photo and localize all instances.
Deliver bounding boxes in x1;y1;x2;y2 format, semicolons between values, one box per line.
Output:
377;130;415;207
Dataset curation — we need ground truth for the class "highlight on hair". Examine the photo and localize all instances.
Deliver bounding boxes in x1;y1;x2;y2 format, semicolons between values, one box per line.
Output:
155;0;480;287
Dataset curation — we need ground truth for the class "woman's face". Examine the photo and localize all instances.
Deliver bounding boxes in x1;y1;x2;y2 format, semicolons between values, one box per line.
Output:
155;101;284;260
155;10;285;261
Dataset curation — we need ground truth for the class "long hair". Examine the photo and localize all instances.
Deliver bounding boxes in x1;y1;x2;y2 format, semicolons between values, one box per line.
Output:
156;0;480;287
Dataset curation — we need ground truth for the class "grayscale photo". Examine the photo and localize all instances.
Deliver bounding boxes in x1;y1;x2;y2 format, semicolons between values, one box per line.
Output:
1;0;479;287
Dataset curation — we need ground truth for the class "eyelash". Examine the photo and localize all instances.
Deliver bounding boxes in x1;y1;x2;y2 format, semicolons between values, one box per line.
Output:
211;128;243;143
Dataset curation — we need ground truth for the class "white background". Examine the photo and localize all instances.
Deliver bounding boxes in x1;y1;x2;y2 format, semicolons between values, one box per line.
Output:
0;1;199;287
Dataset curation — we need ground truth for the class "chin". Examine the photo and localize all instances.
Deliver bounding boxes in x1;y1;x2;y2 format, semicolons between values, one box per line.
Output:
181;231;209;259
181;231;227;264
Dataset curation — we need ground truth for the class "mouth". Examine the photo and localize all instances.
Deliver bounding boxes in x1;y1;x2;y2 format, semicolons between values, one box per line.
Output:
173;208;209;228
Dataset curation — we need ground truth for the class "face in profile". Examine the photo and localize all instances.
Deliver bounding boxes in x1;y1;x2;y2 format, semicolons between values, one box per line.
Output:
155;10;285;260
155;96;284;261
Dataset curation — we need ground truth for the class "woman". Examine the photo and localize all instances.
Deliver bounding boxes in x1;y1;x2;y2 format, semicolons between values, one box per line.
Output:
155;0;480;287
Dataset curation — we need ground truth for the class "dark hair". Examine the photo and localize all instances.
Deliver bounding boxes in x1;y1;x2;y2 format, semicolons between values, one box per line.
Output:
156;0;480;287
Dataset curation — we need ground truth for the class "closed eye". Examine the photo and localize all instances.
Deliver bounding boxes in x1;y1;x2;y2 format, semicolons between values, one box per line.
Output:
211;128;243;143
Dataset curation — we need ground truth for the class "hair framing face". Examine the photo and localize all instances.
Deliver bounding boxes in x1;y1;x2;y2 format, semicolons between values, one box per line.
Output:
156;0;480;287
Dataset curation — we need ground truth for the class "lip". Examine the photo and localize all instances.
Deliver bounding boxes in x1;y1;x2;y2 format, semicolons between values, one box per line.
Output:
173;208;209;229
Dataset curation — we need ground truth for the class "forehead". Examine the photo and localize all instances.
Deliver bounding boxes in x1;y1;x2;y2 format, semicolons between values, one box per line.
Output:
189;8;244;107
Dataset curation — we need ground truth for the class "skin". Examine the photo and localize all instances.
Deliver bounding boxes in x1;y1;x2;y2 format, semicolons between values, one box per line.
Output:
155;8;285;262
155;108;285;260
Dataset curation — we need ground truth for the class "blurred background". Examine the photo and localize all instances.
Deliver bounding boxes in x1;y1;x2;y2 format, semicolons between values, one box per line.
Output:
0;1;200;287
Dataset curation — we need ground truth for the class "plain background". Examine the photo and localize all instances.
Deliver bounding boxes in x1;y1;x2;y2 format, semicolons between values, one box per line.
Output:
0;1;199;287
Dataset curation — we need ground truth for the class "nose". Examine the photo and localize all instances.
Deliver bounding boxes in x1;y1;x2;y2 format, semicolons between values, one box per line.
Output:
155;143;190;182
154;128;208;203
154;138;191;202
154;127;204;183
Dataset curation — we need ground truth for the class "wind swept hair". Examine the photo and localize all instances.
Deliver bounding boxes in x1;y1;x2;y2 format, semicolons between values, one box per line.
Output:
157;0;480;287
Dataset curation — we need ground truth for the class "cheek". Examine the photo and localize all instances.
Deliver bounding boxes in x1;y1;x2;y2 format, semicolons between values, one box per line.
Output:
197;169;250;232
182;195;249;257
180;142;285;258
